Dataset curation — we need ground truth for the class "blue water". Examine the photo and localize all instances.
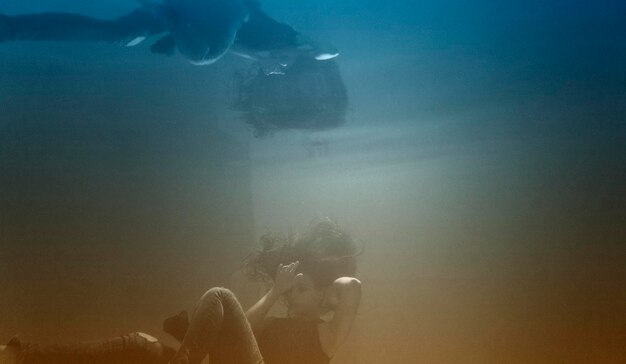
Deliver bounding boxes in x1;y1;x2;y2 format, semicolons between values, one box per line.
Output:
1;1;624;362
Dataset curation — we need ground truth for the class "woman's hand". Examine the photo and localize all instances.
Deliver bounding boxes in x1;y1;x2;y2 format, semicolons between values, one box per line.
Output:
246;261;300;334
273;261;301;295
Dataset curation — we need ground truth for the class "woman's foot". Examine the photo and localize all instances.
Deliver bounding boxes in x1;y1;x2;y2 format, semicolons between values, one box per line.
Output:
163;310;190;343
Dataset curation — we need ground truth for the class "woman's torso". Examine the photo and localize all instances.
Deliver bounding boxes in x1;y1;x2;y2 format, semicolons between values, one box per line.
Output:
256;318;331;364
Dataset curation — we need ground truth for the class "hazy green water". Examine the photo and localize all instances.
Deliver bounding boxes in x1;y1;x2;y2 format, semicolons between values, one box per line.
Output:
1;1;625;363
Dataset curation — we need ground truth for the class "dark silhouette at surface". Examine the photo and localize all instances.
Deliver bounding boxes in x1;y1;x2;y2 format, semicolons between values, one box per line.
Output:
0;1;337;67
233;56;349;137
0;1;349;134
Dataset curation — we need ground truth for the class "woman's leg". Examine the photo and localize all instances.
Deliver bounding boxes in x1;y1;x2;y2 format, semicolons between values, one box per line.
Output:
0;6;168;46
170;287;264;364
8;332;174;364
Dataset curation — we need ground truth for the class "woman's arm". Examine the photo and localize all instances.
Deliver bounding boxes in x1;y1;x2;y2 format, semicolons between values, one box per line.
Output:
319;277;362;357
245;286;281;334
245;261;300;335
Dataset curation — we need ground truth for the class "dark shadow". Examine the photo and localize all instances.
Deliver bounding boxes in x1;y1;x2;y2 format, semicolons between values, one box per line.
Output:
232;56;349;137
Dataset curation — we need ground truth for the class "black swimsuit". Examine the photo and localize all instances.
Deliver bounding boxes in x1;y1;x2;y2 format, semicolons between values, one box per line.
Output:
256;318;330;364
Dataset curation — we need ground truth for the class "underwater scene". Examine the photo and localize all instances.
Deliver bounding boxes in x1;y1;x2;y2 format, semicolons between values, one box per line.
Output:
1;1;625;363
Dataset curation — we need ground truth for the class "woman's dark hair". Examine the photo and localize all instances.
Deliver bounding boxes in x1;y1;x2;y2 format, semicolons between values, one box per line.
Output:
243;218;360;289
231;56;349;137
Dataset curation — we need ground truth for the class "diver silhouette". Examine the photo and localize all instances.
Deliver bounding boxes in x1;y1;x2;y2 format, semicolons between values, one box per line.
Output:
0;0;339;73
0;1;349;134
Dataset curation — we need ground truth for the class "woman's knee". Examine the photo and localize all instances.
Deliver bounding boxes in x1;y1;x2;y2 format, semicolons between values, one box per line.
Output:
200;287;236;303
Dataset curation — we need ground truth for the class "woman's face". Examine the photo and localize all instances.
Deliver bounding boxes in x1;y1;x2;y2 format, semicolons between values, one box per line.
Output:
286;273;325;318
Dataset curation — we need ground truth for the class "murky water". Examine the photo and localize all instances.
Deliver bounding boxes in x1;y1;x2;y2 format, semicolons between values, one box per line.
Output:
1;1;625;363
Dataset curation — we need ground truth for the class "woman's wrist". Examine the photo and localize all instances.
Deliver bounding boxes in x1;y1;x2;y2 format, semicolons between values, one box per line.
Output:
266;287;282;301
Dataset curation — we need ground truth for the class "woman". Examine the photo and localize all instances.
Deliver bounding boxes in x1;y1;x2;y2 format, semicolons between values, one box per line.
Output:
168;218;362;364
3;219;361;364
